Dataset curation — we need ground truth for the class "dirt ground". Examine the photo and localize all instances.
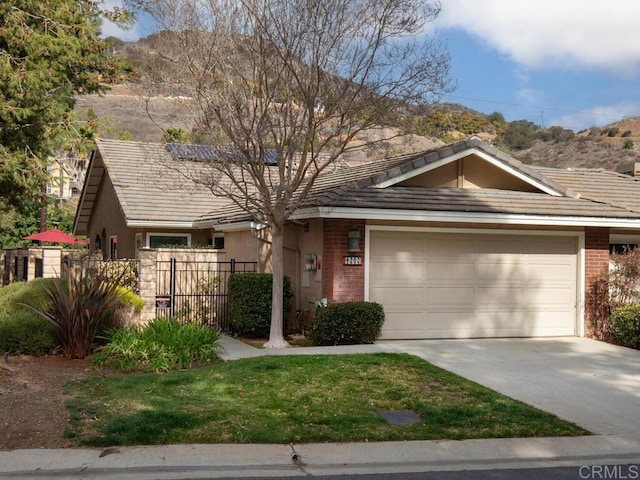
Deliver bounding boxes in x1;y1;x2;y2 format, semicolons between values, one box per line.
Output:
0;354;101;451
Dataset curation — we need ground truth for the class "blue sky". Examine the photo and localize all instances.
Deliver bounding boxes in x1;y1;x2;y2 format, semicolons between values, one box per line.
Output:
102;0;640;131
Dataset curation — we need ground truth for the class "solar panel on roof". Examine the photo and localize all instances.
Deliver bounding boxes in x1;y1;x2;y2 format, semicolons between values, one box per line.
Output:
165;143;279;165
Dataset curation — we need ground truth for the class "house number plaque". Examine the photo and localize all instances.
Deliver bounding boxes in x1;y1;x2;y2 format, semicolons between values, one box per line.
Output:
343;255;362;266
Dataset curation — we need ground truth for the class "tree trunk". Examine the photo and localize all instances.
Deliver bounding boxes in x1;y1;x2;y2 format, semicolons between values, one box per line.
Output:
264;223;290;348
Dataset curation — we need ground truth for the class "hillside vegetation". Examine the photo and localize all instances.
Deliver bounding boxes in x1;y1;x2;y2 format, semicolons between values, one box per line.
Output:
76;35;640;171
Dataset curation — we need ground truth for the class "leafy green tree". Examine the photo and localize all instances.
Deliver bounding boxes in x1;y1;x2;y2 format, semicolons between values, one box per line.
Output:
0;0;132;247
501;119;540;150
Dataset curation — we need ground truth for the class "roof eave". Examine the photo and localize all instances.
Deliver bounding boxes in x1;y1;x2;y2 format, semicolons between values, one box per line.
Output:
289;206;640;229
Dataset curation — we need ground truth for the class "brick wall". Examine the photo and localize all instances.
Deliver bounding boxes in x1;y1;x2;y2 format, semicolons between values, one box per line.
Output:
585;227;610;282
322;219;365;303
584;227;610;338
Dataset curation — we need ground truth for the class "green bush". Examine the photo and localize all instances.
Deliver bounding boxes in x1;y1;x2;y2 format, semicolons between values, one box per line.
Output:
623;140;634;150
308;301;385;346
92;317;222;372
610;304;640;349
228;273;293;337
0;279;58;355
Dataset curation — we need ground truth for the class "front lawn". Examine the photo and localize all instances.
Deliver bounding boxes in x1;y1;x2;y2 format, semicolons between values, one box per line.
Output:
65;353;588;446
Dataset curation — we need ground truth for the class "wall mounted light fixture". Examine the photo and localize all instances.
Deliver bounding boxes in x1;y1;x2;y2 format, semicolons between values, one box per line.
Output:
347;226;361;252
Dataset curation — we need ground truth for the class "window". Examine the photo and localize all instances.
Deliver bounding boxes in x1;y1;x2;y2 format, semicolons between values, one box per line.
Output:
610;243;638;254
109;236;118;260
609;235;640;255
212;235;225;249
147;233;191;248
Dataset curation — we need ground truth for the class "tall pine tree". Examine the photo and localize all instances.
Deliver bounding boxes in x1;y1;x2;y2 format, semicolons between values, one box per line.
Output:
0;0;130;247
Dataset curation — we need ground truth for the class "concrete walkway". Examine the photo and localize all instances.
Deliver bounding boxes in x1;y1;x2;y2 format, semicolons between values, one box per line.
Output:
1;335;639;479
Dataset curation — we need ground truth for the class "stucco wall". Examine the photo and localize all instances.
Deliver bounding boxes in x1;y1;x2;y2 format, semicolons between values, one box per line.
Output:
87;174;134;259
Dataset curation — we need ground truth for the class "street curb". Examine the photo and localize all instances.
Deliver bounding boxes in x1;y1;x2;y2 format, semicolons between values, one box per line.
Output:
1;435;640;479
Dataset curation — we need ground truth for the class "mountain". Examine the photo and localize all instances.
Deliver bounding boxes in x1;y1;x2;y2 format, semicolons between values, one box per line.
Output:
515;118;640;171
75;36;640;172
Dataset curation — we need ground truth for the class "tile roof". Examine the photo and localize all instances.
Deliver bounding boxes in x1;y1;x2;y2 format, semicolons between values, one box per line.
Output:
76;138;640;232
532;166;640;213
315;187;640;219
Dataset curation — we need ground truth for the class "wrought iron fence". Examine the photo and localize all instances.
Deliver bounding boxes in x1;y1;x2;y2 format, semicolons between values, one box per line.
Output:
156;258;257;331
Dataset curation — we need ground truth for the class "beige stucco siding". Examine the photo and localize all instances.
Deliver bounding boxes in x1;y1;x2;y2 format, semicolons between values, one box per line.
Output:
87;173;132;259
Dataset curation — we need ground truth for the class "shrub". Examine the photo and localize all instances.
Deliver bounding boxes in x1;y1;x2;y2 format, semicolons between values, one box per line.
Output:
0;279;57;355
228;273;293;337
92;317;222;372
21;271;125;359
308;301;385;346
610;304;640;349
623;140;634;150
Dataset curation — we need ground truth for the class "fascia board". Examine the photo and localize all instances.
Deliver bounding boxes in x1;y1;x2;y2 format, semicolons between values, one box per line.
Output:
126;220;198;229
290;206;640;229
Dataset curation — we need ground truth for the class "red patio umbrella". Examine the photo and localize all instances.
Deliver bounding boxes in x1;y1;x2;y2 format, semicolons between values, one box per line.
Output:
24;228;84;245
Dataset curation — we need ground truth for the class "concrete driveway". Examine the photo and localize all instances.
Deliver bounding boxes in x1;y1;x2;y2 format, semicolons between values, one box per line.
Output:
377;337;640;435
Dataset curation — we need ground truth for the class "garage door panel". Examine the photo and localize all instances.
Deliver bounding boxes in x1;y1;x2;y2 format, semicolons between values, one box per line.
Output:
382;312;425;339
476;262;527;281
526;286;574;305
426;261;476;282
371;286;424;306
369;231;577;339
425;287;476;307
370;260;426;283
370;234;425;260
426;238;476;257
526;262;574;282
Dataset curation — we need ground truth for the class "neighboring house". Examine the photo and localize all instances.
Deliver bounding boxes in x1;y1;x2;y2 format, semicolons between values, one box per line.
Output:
74;137;640;340
46;155;88;199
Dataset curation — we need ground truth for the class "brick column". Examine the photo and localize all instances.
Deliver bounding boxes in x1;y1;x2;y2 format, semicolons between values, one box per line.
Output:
585;227;610;282
584;227;610;338
322;219;365;303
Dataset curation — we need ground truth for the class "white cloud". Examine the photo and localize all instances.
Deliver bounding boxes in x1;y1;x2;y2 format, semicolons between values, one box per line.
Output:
548;102;640;130
438;1;640;75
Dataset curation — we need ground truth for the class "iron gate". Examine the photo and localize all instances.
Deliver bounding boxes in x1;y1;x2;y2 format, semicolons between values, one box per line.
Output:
156;258;257;331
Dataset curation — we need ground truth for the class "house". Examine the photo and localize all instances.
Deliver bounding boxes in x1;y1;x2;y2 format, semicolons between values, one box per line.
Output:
46;154;88;199
74;137;640;339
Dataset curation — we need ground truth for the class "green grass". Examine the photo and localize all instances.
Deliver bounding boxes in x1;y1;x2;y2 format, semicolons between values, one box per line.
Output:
64;354;588;446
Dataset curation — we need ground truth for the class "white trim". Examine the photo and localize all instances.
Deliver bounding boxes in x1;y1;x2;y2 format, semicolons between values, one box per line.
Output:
610;234;640;244
365;225;584;337
212;221;265;232
372;148;563;196
146;232;192;248
578;233;586;338
290;206;640;229
128;220;198;229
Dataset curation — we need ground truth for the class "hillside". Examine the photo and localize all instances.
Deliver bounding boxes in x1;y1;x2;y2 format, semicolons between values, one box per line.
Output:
514;118;640;170
75;36;640;172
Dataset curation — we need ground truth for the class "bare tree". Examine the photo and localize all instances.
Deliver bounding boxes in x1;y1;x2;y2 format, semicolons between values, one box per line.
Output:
143;0;451;347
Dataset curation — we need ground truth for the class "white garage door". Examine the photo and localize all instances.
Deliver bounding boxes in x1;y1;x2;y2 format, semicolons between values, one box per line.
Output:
368;231;578;339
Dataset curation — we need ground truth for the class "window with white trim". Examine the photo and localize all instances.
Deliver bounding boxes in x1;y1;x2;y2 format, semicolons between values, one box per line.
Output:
212;234;225;249
146;233;191;248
